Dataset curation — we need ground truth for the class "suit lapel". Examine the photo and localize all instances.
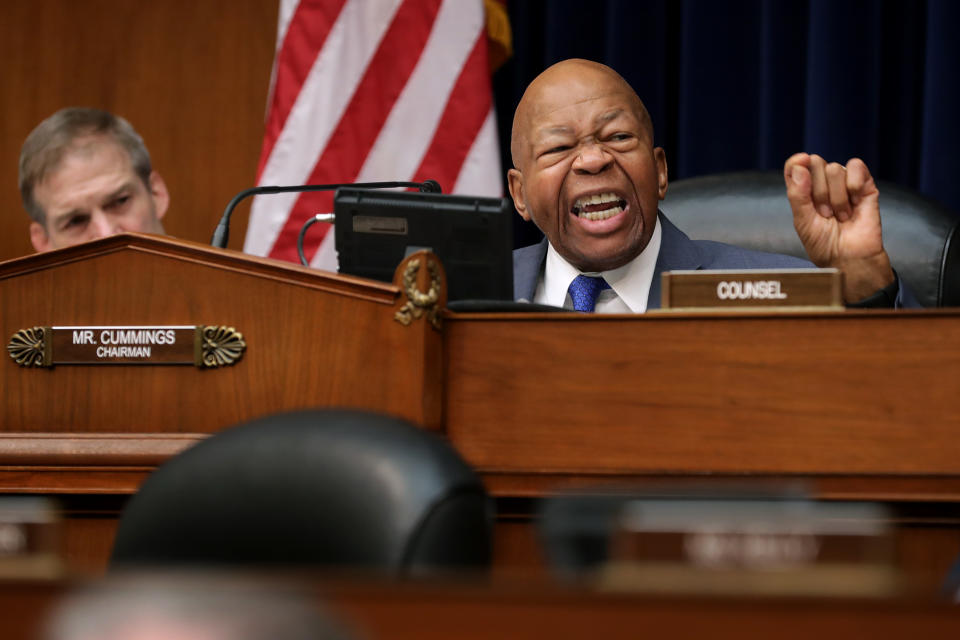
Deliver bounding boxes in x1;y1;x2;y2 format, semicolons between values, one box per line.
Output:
512;239;548;301
648;212;704;310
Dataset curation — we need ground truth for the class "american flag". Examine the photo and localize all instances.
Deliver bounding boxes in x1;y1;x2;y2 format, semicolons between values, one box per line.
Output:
243;0;507;269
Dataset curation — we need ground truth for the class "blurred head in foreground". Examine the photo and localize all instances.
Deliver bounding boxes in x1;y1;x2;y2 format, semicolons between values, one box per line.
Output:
43;573;354;640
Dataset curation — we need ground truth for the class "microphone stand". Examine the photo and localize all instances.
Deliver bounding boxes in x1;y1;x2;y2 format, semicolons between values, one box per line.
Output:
211;180;441;249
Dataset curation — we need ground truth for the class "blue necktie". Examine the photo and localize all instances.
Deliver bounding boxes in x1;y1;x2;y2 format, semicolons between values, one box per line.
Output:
567;275;611;312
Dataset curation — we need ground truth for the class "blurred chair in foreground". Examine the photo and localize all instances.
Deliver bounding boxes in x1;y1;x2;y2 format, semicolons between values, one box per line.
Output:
663;171;960;307
110;409;492;575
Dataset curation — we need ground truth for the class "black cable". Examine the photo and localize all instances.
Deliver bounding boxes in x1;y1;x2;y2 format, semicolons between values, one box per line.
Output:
296;215;334;267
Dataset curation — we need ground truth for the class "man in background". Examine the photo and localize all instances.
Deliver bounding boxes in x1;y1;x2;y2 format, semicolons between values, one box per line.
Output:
19;107;169;252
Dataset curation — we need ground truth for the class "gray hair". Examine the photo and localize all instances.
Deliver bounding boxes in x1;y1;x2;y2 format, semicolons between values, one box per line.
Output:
19;107;152;225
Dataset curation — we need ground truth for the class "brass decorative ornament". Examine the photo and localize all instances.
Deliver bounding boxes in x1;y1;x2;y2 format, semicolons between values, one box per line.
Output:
395;257;442;330
6;327;48;367
197;325;247;368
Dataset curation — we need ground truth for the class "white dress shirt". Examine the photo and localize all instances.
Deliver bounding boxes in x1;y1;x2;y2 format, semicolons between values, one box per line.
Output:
532;217;663;313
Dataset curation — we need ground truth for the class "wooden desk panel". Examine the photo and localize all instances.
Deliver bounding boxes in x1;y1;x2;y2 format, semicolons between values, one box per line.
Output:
328;584;960;640
0;235;443;434
4;242;960;584
444;309;960;476
3;579;960;640
2;493;959;588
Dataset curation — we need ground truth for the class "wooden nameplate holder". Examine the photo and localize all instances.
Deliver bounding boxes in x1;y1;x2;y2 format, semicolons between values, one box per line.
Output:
660;268;842;311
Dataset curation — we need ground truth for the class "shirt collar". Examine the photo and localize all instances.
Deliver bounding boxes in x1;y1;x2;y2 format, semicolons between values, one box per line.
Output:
535;216;662;312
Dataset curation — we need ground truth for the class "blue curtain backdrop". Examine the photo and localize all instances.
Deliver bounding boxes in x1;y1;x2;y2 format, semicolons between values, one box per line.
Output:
493;0;960;247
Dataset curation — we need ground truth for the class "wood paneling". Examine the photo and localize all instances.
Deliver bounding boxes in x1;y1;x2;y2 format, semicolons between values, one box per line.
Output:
4;578;960;640
0;0;277;261
3;240;960;583
444;309;960;476
0;234;443;438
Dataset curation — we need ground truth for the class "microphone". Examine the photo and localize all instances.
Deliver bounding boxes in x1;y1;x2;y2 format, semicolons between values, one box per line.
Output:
210;180;443;248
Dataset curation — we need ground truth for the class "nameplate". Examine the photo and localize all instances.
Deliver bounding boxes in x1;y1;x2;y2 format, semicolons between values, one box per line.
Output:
7;325;246;368
660;269;842;311
0;497;63;579
601;498;897;597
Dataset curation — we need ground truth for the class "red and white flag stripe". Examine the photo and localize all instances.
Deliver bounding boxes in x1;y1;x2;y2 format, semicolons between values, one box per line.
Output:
244;0;503;269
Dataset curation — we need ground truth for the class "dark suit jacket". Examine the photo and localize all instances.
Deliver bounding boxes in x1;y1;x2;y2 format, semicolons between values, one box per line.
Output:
513;212;918;310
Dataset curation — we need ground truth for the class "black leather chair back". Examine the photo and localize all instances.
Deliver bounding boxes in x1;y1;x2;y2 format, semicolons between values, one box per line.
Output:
662;171;960;307
110;409;492;575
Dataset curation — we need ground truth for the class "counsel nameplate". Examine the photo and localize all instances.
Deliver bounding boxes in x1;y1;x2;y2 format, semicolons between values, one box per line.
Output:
660;269;842;311
6;325;246;368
